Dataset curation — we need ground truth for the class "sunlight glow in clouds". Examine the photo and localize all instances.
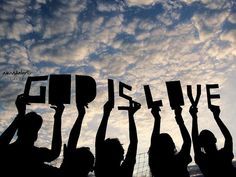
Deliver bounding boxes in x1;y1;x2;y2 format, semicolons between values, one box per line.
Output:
1;0;236;166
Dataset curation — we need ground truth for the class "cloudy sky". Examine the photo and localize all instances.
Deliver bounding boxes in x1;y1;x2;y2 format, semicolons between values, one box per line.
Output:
1;0;236;167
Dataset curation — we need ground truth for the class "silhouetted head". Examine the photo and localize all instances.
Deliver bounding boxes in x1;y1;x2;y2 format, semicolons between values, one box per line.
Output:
149;133;176;176
198;129;217;153
61;147;94;177
17;112;43;144
155;133;176;154
103;138;124;166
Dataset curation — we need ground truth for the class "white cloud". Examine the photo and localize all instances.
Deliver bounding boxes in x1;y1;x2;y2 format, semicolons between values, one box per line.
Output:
43;14;77;38
94;15;123;44
0;42;35;69
202;0;231;10
126;0;157;6
191;12;227;42
221;71;236;153
228;13;236;23
97;1;125;12
0;1;33;40
31;14;123;64
221;29;236;45
181;0;231;10
41;1;86;36
30;37;94;64
10;20;33;41
0;22;9;38
122;19;138;35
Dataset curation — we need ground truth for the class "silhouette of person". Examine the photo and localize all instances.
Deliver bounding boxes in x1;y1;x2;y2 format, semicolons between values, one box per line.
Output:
0;94;64;177
190;105;236;177
60;103;94;177
95;100;141;177
149;106;192;177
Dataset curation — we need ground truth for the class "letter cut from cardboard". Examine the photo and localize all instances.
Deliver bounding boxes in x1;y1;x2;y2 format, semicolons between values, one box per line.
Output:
187;85;201;107
24;76;48;103
108;79;114;108
118;82;132;110
206;84;220;108
166;81;184;109
144;85;163;109
49;74;71;105
76;75;96;106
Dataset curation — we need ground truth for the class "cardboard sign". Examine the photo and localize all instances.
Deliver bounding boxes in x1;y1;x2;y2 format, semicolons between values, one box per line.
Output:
108;79;114;108
144;85;163;109
187;85;201;107
23;75;222;110
76;75;96;105
166;81;184;109
206;84;220;108
118;82;132;110
24;76;48;103
49;74;71;105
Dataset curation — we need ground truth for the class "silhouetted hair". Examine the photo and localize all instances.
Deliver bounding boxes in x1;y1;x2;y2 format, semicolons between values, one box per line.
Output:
198;129;217;148
61;146;94;174
149;133;177;155
103;138;124;162
75;147;94;168
21;112;42;128
17;112;43;141
149;133;177;176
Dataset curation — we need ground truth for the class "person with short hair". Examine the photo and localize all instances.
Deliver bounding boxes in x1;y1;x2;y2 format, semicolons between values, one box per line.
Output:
60;103;94;177
0;94;64;177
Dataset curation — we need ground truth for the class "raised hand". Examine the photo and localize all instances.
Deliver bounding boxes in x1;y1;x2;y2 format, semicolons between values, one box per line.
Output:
15;94;28;115
76;102;86;117
103;100;113;114
50;104;65;118
174;106;184;124
209;105;220;118
128;101;141;115
189;106;198;118
174;106;183;116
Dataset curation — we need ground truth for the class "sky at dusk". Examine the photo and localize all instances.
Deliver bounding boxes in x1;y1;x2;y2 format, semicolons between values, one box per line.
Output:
1;0;236;167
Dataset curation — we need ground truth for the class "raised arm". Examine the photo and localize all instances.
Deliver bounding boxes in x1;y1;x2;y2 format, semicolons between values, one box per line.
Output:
150;105;161;146
210;105;233;152
0;94;26;147
45;104;64;162
67;103;86;151
189;106;201;158
126;101;140;158
174;106;191;155
95;101;113;151
122;101;140;177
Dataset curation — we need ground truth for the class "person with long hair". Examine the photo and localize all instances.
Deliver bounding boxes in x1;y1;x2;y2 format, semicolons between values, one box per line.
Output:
95;100;141;177
149;106;192;177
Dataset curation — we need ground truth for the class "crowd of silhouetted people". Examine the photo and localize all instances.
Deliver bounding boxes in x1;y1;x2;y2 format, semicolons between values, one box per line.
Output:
0;93;236;177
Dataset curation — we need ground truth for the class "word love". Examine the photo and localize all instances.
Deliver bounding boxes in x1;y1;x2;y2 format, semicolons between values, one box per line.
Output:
24;74;220;109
